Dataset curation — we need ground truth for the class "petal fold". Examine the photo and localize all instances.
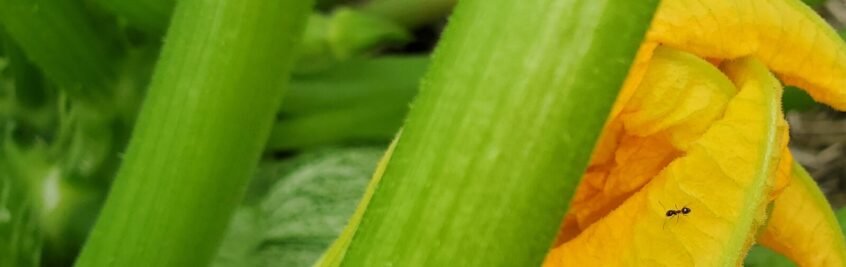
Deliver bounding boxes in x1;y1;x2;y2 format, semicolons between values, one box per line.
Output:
758;160;846;267
557;47;737;243
649;0;846;110
546;58;783;267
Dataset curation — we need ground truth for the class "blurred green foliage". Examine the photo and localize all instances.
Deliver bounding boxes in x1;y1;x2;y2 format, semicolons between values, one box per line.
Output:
782;86;817;112
838;207;846;236
272;56;426;151
213;147;382;267
745;206;846;266
803;0;827;8
0;0;429;264
744;245;797;267
0;0;842;265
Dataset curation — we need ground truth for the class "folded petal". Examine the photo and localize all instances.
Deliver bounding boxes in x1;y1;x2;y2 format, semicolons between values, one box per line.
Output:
649;0;846;110
609;42;658;119
545;58;783;266
758;160;846;266
620;47;737;151
557;47;737;243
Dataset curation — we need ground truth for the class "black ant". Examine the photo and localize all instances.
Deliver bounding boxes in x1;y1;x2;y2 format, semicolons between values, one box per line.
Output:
665;207;691;217
660;201;691;229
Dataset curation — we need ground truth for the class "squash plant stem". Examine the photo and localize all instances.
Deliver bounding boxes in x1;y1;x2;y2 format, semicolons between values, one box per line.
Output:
74;0;314;266
336;0;658;265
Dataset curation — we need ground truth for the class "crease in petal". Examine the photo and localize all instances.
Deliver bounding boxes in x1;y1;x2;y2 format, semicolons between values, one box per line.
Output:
648;0;846;110
768;122;792;201
545;57;782;267
556;47;737;243
620;46;737;151
758;160;846;267
610;42;659;119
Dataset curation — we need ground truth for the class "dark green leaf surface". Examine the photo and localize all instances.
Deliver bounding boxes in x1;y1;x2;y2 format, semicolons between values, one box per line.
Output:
0;0;120;108
95;0;173;34
744;245;797;267
838;207;846;236
802;0;826;8
214;147;382;267
0;174;41;267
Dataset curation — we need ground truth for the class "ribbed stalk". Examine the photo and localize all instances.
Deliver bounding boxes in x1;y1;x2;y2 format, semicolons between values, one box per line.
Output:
74;0;313;266
337;0;658;265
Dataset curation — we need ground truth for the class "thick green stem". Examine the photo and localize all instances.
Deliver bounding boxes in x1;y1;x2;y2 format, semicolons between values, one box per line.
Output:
96;0;173;34
283;56;426;115
270;104;407;150
359;0;455;28
0;0;119;108
270;56;427;150
338;0;658;265
0;145;43;267
74;0;313;266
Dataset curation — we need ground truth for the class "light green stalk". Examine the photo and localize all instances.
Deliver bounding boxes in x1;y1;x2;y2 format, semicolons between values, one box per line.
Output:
333;0;658;265
359;0;456;28
74;0;313;266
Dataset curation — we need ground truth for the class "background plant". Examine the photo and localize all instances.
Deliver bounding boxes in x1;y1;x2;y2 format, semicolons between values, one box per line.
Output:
0;0;844;266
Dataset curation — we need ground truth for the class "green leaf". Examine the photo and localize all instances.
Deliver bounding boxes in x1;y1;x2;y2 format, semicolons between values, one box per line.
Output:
334;0;659;265
0;0;121;109
782;86;817;112
837;207;846;235
213;147;383;267
94;0;173;34
802;0;826;8
744;245;797;267
0;172;41;267
0;164;42;267
0;127;45;267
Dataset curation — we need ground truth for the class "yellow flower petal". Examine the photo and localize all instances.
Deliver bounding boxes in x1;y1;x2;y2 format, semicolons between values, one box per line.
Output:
768;122;792;201
557;47;737;243
758;160;846;266
648;0;846;110
620;47;737;151
609;42;658;119
545;57;783;266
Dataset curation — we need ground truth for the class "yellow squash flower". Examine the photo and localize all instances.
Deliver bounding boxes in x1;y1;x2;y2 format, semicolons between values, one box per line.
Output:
545;0;846;266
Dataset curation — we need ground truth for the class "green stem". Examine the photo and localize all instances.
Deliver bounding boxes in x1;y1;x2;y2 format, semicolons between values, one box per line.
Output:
74;0;313;266
283;56;426;115
359;0;456;28
269;104;407;151
0;142;43;267
268;56;426;150
96;0;173;34
0;0;120;108
338;0;658;265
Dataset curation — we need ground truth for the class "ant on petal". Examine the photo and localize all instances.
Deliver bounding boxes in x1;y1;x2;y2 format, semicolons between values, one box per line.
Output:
660;201;691;229
665;206;691;217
